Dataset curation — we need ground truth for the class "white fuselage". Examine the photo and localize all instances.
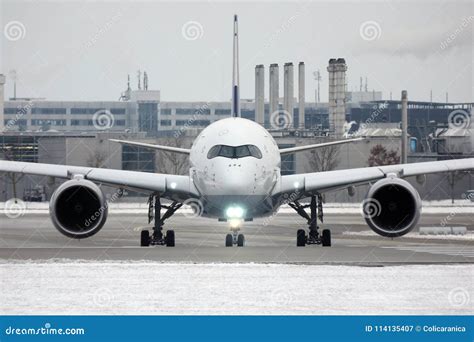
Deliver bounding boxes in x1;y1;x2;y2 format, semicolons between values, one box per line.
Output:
189;117;282;219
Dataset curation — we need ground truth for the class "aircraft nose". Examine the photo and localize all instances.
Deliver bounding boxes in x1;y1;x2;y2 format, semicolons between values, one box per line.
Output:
222;163;255;194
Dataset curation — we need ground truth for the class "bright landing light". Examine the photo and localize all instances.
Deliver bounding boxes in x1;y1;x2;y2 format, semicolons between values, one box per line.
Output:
226;206;244;218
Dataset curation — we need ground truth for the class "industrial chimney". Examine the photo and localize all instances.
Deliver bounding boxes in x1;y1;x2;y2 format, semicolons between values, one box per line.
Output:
269;64;279;123
0;74;5;133
327;58;347;137
401;90;408;164
255;65;265;126
283;62;294;127
298;62;305;129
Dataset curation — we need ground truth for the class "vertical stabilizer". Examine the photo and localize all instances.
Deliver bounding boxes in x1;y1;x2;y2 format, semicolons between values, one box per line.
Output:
232;15;240;117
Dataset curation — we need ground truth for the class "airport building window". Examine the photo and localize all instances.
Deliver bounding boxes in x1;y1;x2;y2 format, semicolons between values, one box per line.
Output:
175;108;210;115
71;119;93;126
32;108;66;115
110;108;126;115
215;109;231;115
4;108;21;114
161;108;172;115
115;120;126;126
31;119;67;126
70;108;102;115
138;103;158;134
241;110;255;121
176;120;210;127
207;145;262;159
160;120;172;126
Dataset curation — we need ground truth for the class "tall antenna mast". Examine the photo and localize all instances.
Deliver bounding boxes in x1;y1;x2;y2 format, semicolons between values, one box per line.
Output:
143;71;148;90
137;70;142;90
313;70;321;103
231;15;240;117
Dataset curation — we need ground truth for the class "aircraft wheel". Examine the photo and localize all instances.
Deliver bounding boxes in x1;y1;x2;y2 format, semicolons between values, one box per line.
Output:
225;234;233;247
321;229;331;247
166;230;175;247
140;230;150;247
237;234;245;247
296;229;306;247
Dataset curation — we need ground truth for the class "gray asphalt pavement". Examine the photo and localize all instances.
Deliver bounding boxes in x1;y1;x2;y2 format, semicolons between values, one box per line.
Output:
0;212;472;264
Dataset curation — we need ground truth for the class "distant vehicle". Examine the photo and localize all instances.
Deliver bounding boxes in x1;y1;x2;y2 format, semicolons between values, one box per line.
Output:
465;190;474;202
1;16;473;248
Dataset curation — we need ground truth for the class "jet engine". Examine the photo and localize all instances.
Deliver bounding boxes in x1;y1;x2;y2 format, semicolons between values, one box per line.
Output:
49;178;108;238
363;177;421;237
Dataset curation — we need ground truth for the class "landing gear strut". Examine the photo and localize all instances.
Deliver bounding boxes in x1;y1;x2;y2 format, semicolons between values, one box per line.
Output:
140;194;182;247
289;194;331;247
225;227;245;247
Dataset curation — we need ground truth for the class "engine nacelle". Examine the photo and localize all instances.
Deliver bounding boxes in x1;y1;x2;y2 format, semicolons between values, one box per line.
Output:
363;177;421;237
50;179;108;238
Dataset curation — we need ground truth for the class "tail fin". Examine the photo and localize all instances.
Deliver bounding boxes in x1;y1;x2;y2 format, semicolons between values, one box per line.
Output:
231;14;240;117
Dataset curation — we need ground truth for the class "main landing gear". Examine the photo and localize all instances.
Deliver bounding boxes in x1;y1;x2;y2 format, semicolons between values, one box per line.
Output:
225;227;245;247
140;194;182;247
289;194;331;247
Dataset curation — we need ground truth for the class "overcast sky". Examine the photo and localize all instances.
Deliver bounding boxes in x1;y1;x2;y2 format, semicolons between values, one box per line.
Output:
1;0;473;103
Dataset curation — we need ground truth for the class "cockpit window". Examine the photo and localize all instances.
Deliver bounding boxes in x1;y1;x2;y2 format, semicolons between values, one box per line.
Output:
207;145;263;159
235;145;250;158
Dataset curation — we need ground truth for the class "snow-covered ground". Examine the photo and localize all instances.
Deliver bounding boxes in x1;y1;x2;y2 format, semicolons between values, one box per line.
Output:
343;230;474;241
0;261;472;315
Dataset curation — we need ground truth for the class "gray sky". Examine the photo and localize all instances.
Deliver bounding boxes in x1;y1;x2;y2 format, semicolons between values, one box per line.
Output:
1;0;473;103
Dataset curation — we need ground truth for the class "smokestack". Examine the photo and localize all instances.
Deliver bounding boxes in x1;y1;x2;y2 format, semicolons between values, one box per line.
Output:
327;58;347;137
401;90;408;164
255;65;265;125
269;64;279;122
0;74;5;133
283;62;294;127
298;62;305;129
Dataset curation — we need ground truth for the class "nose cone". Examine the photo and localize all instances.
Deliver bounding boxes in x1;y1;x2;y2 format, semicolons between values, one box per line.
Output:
222;164;254;195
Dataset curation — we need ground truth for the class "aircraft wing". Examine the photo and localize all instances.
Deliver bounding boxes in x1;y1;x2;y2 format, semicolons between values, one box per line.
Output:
0;160;197;200
279;138;364;155
279;158;474;195
109;139;191;154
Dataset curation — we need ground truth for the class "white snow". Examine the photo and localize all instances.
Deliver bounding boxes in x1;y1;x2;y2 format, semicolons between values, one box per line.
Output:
343;230;474;241
0;261;472;315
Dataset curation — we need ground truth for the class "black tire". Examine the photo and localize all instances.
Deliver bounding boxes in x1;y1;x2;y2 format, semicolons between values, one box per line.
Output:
225;234;233;247
296;229;306;247
140;230;150;247
321;229;331;247
237;234;245;247
165;230;175;247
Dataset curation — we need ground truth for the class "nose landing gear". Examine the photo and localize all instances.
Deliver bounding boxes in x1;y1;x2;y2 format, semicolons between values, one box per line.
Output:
225;227;245;247
140;194;182;247
289;194;331;247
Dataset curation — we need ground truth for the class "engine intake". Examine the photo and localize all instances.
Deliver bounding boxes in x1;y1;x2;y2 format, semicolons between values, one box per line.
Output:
363;177;421;237
50;179;108;238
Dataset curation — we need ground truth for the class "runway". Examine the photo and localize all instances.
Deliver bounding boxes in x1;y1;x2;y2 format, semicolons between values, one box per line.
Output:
1;212;472;264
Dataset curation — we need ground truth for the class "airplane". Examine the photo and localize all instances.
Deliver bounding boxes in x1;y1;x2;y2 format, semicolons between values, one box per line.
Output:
1;15;473;248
